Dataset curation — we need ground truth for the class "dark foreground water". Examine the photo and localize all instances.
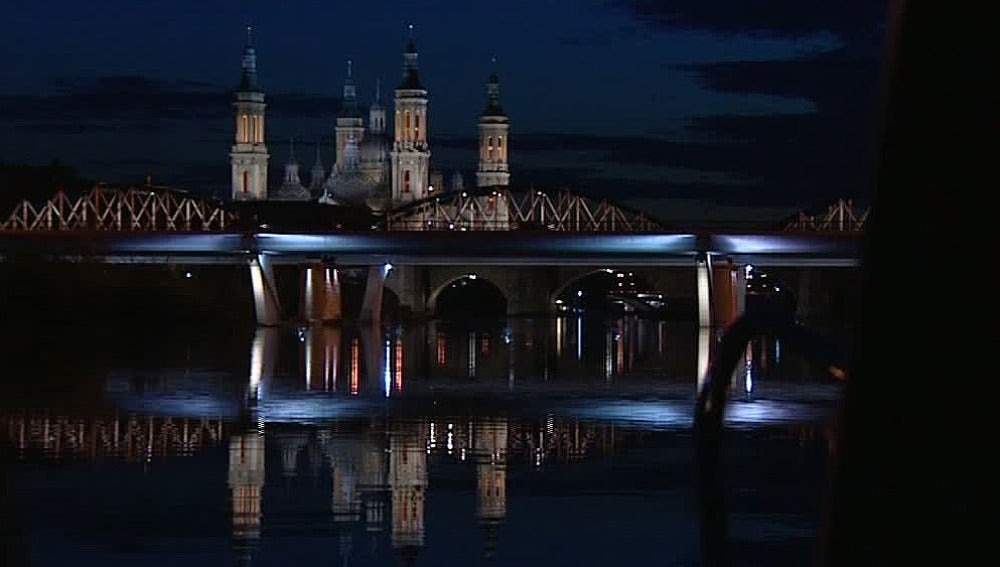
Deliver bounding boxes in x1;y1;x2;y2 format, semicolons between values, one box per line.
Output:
0;318;844;566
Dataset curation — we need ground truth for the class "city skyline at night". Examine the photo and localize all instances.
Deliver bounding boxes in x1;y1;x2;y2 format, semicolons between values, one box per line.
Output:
0;0;887;220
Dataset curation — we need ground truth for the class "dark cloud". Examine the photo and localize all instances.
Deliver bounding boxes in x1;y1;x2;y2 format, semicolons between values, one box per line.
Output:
0;76;343;134
604;0;888;207
611;0;887;39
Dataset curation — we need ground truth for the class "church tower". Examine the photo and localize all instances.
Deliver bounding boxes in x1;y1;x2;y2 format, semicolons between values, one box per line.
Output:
390;25;431;204
230;26;269;201
476;63;510;188
336;60;365;171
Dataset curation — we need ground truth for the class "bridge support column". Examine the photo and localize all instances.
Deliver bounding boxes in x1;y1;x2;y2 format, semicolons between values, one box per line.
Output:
360;264;390;324
712;260;745;329
697;256;746;328
249;327;279;403
249;254;282;326
697;256;712;327
300;262;342;324
388;265;427;316
507;268;555;317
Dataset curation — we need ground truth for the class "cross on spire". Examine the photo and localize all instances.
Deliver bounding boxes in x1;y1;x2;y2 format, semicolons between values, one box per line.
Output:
246;25;252;46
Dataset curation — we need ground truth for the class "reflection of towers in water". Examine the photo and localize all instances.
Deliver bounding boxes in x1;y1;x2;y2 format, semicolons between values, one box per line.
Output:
359;429;390;551
228;432;265;563
390;422;427;564
329;436;362;565
474;418;508;560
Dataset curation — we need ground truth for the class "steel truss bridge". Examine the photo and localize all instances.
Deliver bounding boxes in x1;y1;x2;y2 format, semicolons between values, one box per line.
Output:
0;185;869;234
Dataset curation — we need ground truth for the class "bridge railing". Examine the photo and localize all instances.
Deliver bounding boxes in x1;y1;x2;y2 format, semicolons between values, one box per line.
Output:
0;185;236;232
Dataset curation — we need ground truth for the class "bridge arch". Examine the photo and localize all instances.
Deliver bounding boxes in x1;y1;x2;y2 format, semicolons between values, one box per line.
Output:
428;272;508;319
551;266;697;318
378;186;667;232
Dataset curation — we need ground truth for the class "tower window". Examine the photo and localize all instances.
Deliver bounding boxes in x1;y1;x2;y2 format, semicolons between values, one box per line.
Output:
243;171;249;195
498;136;504;162
415;113;420;141
241;114;249;143
404;110;411;141
404;170;411;193
487;136;493;160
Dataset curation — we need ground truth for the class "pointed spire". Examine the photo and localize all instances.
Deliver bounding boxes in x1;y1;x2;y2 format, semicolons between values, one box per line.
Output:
483;59;504;117
399;25;423;90
341;59;360;117
239;25;260;91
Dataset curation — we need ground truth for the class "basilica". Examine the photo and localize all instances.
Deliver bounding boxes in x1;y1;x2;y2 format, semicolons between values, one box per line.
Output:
229;26;510;210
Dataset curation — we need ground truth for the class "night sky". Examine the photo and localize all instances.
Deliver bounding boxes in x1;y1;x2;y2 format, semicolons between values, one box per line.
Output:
0;0;887;220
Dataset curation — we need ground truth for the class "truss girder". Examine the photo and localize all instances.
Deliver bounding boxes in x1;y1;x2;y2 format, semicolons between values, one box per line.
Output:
382;188;664;232
784;198;869;232
0;187;236;232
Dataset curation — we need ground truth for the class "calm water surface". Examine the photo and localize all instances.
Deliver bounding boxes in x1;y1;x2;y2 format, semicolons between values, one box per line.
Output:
1;318;844;566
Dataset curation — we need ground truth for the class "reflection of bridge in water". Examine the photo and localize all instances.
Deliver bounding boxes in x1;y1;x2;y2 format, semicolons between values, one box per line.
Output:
2;411;707;564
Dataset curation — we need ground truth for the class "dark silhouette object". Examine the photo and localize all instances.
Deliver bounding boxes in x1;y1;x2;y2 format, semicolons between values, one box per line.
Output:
695;1;989;565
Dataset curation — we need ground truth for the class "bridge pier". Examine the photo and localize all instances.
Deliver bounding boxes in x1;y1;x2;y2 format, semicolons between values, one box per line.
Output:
387;265;428;317
249;327;279;403
360;264;390;324
300;262;342;324
249;254;282;326
697;255;746;328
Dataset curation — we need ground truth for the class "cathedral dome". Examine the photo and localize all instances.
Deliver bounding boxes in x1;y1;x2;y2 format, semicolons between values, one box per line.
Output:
323;169;378;203
273;181;311;201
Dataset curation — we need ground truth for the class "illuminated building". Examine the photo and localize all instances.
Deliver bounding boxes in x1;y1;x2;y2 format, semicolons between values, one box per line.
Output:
227;26;511;208
474;418;508;559
228;432;265;562
230;27;269;201
389;423;427;564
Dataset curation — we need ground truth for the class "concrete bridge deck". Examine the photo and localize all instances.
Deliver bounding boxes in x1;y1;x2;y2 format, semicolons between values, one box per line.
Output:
0;231;861;267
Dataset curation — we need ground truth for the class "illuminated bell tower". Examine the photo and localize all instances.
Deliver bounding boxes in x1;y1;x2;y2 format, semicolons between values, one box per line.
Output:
230;26;269;201
336;60;365;170
390;422;427;564
229;432;265;561
475;418;508;559
390;25;431;205
476;63;510;188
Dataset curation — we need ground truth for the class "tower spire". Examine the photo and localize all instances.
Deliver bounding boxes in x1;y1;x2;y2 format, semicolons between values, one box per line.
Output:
375;78;381;102
399;25;422;89
239;25;260;91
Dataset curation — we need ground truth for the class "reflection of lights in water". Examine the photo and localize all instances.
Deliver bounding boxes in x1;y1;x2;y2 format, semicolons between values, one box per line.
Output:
535;447;542;467
775;339;781;364
383;339;391;397
447;423;454;454
697;327;711;393
468;332;477;377
604;328;613;381
576;317;583;361
394;339;403;392
460;447;466;461
350;339;359;395
556;317;564;358
745;343;754;395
